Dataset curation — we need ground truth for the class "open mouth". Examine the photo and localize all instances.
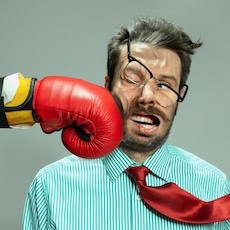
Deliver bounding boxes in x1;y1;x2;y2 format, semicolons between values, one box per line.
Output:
132;114;160;127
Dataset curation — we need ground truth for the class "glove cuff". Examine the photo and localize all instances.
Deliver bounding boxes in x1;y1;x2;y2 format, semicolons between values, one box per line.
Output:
0;74;37;128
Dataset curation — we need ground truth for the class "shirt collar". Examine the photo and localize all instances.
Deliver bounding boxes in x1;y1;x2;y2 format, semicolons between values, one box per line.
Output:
101;148;134;181
102;144;171;182
143;144;171;182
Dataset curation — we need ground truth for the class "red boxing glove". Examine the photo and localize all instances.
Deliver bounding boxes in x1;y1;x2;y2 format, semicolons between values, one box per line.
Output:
33;76;123;158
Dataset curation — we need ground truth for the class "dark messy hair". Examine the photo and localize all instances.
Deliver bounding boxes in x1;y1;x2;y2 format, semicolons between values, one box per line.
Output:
107;17;202;90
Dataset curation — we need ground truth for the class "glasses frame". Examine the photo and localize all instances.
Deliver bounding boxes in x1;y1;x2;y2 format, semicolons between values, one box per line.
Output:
125;37;188;103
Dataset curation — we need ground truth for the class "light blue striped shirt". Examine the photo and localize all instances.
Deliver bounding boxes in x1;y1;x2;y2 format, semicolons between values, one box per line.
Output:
22;144;230;229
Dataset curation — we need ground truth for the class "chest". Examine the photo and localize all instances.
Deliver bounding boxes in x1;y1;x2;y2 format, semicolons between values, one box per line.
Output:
47;173;224;230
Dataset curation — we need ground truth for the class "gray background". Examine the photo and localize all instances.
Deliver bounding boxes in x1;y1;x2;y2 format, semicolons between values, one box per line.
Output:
0;0;229;229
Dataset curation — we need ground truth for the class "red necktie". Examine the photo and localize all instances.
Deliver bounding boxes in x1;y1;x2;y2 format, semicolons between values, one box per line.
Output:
126;166;230;224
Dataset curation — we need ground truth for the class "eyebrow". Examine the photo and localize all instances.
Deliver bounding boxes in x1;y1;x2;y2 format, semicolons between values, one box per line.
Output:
127;49;179;85
158;74;178;84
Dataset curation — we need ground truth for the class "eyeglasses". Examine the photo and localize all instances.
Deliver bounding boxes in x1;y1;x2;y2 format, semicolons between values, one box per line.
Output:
120;37;188;107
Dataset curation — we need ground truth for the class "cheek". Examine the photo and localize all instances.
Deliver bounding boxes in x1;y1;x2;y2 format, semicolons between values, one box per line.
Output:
165;104;178;122
111;86;133;113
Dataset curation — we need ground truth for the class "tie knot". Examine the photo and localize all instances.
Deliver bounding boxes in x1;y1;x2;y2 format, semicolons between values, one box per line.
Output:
126;166;150;182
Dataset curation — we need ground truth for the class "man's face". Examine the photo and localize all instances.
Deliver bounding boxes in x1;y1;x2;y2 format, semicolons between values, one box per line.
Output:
105;43;182;154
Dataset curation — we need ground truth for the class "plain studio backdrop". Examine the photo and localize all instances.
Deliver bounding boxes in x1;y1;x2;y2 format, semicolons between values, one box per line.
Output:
0;0;229;229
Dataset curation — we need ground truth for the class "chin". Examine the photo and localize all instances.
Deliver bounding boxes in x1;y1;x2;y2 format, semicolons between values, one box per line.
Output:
120;132;169;153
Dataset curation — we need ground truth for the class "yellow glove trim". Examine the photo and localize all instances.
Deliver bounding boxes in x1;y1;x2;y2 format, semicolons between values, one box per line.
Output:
5;73;31;107
5;74;35;126
6;110;35;126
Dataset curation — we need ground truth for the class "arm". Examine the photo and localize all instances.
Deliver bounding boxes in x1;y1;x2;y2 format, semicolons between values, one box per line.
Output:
224;179;230;228
22;176;55;230
0;73;123;158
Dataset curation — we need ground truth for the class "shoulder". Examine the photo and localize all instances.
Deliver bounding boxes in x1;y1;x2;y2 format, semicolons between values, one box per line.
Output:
166;144;227;179
35;155;103;179
165;144;230;199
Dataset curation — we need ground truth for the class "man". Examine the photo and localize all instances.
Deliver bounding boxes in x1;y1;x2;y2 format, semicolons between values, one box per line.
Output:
2;17;230;229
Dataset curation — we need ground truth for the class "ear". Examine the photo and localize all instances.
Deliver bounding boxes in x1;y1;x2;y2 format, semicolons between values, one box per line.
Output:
179;85;188;102
104;75;110;89
176;85;188;110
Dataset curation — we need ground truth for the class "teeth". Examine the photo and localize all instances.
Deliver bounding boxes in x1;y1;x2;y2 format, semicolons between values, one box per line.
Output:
141;124;154;129
132;115;153;124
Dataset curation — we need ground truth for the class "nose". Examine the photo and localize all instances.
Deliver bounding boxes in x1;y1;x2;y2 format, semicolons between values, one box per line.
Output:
137;79;157;106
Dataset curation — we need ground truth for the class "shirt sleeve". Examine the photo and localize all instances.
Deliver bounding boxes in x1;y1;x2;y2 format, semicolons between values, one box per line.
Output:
224;178;230;229
22;175;56;230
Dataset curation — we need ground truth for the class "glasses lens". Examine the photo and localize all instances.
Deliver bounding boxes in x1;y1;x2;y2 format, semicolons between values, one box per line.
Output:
124;61;148;85
123;61;179;107
155;89;178;107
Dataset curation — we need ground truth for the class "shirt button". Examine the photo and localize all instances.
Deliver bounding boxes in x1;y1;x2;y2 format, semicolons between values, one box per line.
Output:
136;194;142;200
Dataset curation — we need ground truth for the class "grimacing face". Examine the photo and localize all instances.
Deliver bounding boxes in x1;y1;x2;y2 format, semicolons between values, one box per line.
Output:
105;43;183;157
